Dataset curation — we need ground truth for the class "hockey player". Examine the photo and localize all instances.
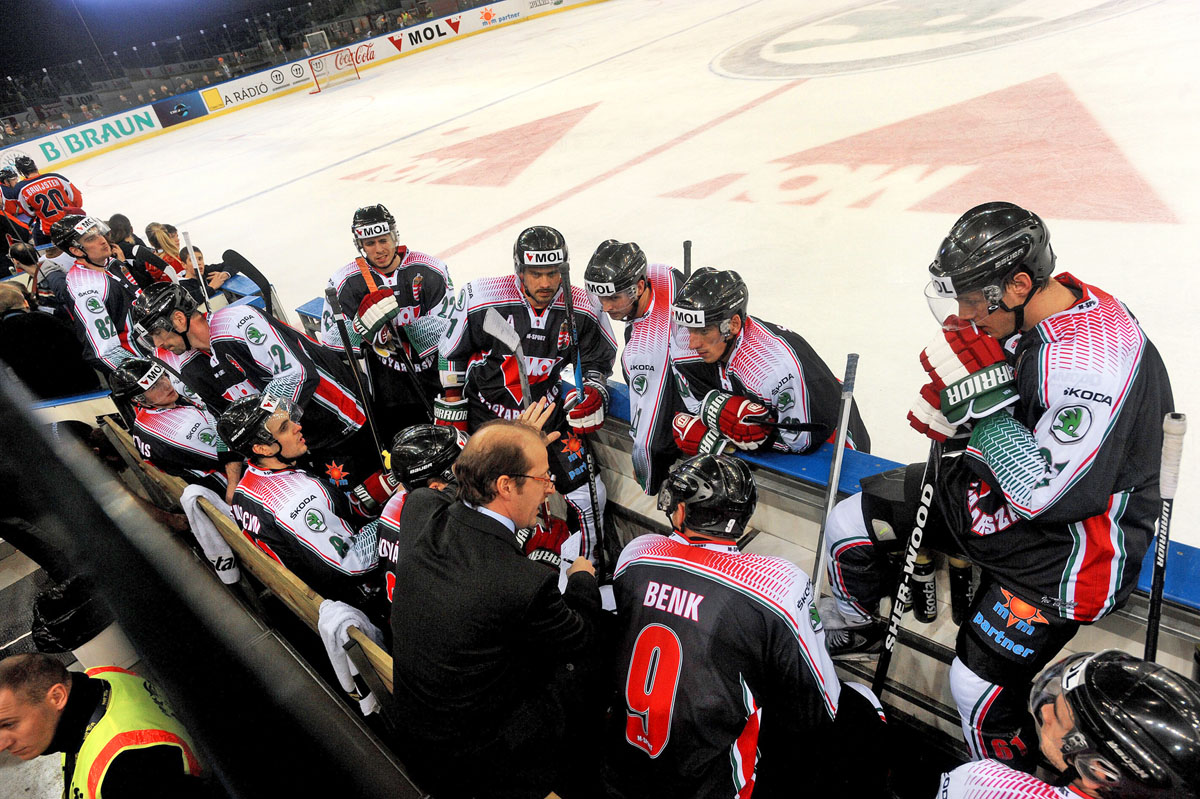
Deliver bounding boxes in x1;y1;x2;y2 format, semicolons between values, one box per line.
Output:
437;225;618;562
1;165;33;242
13;155;82;251
218;394;381;610
602;453;887;799
49;214;197;374
939;650;1200;799
584;240;685;493
109;358;243;504
320;204;453;435
821;202;1174;771
670;268;870;456
130;282;384;497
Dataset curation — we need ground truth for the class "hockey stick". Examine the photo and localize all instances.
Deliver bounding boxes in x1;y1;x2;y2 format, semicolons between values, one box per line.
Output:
872;441;939;697
683;240;692;280
351;256;434;422
811;354;859;598
324;287;388;472
558;264;607;576
1144;412;1187;662
178;229;212;315
483;308;532;408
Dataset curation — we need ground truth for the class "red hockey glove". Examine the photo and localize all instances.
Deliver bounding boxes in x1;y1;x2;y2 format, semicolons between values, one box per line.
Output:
907;382;957;443
565;381;608;434
918;323;1017;429
522;516;571;571
672;413;730;456
433;395;468;433
918;320;1007;390
700;390;773;450
350;470;400;517
354;288;401;341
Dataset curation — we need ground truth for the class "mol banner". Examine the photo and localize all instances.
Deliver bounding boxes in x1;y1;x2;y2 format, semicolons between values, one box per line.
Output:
0;107;161;168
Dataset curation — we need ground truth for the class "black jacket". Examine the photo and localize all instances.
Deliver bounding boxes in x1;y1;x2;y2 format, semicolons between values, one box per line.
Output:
390;501;602;749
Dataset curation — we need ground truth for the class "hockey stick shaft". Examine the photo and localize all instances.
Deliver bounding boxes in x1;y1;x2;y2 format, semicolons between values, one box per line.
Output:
811;354;858;597
324;287;387;471
1144;412;1186;661
559;266;606;575
683;240;692;280
872;442;939;697
178;229;212;315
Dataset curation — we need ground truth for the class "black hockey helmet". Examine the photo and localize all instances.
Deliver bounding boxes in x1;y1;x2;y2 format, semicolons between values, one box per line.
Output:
50;214;109;255
1029;650;1200;799
513;225;568;275
217;394;302;458
13;155;36;177
585;240;647;321
926;202;1055;330
351;204;397;256
131;282;198;351
0;166;17;183
390;424;467;488
671;267;748;342
109;358;171;406
657;453;757;540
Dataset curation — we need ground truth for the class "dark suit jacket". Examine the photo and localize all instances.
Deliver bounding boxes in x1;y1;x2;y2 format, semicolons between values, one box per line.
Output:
390;501;601;750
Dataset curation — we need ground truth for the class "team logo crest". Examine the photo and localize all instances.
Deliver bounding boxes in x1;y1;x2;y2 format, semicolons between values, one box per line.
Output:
557;321;571;351
411;273;423;303
246;326;267;345
778;390;795;412
1052;405;1091;443
304;510;328;533
86;298;103;313
325;461;349;484
632;375;648;395
198;429;215;445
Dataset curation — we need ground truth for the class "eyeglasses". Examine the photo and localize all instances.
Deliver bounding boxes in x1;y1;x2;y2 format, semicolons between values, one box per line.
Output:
505;472;556;487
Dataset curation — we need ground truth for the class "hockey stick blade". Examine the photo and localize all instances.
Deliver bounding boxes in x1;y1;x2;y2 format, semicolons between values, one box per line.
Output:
482;308;531;409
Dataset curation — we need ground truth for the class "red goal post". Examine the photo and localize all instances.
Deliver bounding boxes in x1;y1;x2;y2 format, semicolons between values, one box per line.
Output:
308;48;360;94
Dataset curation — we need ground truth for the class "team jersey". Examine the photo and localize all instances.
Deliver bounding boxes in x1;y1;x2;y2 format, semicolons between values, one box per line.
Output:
154;343;257;416
377;485;454;603
604;532;840;799
15;173;82;234
60;259;145;371
440;275;617;428
951;274;1174;622
937;759;1087;798
208;305;366;453
231;463;378;599
1;183;33;231
132;402;235;494
672;316;870;454
620;263;686;492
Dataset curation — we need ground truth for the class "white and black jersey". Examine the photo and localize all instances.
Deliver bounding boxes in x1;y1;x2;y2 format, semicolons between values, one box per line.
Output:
231;463;378;601
376;485;454;603
132;402;237;494
937;759;1081;798
320;249;453;419
604;533;841;799
672;316;870;454
621;263;686;493
440;275;618;430
208;305;366;454
154;344;258;416
59;259;145;371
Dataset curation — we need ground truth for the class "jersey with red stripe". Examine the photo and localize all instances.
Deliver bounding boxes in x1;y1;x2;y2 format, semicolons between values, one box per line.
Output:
154;343;257;416
954;274;1173;622
439;275;617;428
621;263;686;492
15;173;82;234
938;759;1088;799
231;463;378;599
603;533;839;799
209;305;365;453
377;485;454;603
62;261;142;371
672;316;870;454
133;402;234;494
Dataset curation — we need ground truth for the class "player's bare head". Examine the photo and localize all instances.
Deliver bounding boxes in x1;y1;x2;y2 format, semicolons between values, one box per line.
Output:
1029;650;1200;799
454;420;548;507
352;205;398;268
672;268;748;363
658;454;757;543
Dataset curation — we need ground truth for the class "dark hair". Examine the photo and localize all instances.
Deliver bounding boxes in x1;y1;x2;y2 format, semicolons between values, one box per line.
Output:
454;420;541;506
9;241;38;268
107;214;133;243
0;653;70;704
180;246;202;262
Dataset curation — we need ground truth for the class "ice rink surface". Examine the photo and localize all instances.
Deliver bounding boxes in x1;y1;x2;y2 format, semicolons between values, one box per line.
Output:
65;0;1200;546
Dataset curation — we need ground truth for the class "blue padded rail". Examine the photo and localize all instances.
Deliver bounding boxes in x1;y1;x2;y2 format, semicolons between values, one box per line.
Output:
221;273;264;298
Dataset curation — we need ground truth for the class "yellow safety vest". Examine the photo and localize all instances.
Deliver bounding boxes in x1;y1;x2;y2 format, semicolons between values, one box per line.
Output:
64;666;202;799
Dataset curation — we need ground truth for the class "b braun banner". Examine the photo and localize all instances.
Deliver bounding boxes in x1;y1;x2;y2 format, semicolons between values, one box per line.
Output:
0;108;161;168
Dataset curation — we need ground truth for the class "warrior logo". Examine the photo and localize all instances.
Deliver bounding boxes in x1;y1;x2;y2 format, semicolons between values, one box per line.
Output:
246;326;267;345
1052;405;1091;443
304;509;327;533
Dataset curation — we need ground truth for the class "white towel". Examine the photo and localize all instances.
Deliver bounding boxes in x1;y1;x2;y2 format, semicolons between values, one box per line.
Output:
179;484;240;585
318;599;385;716
557;531;616;612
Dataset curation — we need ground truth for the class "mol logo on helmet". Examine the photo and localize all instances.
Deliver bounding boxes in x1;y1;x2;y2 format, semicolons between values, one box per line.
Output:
305;509;328;533
246;326;267;345
586;281;616;296
86;298;103;313
672;307;705;328
354;222;390;239
523;248;564;266
632;375;648;396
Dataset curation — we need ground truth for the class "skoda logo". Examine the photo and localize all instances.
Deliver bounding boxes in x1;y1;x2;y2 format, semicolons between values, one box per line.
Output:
246;326;267;345
86;298;103;313
632;375;648;395
305;510;327;533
